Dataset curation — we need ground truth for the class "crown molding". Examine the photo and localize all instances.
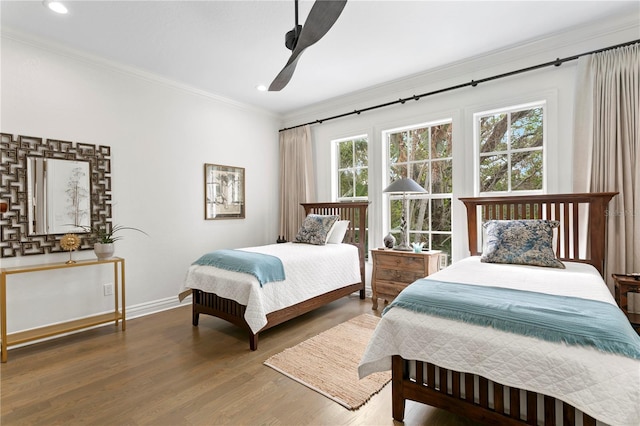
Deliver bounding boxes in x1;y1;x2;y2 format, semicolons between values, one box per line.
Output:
1;27;280;120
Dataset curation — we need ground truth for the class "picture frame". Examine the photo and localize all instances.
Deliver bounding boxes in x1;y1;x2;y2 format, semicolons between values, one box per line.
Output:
204;163;245;220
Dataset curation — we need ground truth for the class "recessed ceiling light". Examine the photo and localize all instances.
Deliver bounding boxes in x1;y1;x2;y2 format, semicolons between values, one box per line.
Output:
43;0;68;14
256;85;267;92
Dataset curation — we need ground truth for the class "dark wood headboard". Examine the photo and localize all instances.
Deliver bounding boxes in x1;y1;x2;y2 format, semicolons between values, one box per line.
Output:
301;202;369;286
459;192;617;277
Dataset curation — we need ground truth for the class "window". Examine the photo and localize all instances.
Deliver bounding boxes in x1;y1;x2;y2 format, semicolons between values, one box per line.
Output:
476;102;545;194
334;135;368;201
385;121;452;262
333;135;369;253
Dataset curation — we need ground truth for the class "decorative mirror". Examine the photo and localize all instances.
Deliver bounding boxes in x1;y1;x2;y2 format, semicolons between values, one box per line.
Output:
0;133;112;257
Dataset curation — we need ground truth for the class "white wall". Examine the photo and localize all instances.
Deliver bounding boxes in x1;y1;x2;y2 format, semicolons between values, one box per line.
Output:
282;12;639;265
1;35;281;333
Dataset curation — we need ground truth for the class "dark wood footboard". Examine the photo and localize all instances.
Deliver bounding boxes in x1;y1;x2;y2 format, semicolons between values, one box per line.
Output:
193;282;364;350
392;356;597;426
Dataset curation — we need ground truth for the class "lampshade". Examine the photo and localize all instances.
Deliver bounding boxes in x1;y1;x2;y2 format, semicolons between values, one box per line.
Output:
383;178;427;194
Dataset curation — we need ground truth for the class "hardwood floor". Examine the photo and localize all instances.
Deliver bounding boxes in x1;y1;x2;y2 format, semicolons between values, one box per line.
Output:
1;295;482;426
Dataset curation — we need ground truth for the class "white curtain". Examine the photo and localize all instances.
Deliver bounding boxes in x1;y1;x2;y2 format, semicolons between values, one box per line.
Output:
573;44;639;308
279;125;316;241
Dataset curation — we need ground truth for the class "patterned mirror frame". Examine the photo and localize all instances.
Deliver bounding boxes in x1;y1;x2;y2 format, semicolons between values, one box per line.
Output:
0;133;112;257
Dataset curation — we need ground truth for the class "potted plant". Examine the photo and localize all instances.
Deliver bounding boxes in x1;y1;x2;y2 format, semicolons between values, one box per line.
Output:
78;224;148;259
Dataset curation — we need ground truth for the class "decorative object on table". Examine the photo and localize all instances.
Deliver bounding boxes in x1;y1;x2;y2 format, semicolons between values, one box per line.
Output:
383;232;395;249
76;224;148;260
276;235;288;243
60;233;81;264
411;242;424;253
382;178;427;251
204;163;245;220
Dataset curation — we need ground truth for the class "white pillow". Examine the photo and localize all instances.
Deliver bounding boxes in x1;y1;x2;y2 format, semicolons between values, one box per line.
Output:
326;220;350;244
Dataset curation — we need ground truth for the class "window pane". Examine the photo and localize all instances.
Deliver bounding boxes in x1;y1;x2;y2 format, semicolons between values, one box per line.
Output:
511;150;543;191
431;198;452;232
338;141;353;169
409;198;429;232
511;108;543;149
410;162;429;190
431;123;452;158
339;170;354;197
432;233;452;264
388;132;405;164
480;154;509;192
409;128;429;162
354;138;368;167
355;168;368;197
408;232;428;246
480;113;508;153
431;159;452;194
389;198;403;233
389;164;407;182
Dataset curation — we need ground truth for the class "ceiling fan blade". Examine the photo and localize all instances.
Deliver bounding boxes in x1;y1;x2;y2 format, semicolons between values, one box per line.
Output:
269;0;347;91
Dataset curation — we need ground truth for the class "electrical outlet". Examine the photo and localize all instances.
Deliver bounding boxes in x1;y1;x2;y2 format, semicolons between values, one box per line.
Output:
103;283;113;296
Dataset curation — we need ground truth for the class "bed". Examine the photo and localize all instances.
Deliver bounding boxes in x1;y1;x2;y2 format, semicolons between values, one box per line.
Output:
359;192;640;426
179;202;368;350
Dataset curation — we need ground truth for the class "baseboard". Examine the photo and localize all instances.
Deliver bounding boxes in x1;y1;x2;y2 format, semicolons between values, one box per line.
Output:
127;294;192;320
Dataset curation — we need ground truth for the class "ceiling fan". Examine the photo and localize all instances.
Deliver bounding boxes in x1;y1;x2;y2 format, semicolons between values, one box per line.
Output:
269;0;347;91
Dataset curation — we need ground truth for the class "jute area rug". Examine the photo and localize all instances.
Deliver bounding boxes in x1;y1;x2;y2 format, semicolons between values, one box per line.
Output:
263;314;391;410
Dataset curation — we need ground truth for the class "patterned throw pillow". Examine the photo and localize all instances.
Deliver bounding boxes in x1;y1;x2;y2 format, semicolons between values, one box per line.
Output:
294;214;340;245
481;220;565;269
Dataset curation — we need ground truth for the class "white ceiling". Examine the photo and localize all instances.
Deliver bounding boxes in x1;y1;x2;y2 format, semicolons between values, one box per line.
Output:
1;1;638;115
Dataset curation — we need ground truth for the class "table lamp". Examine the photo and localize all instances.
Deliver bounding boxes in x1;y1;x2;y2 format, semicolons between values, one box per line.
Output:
383;177;427;251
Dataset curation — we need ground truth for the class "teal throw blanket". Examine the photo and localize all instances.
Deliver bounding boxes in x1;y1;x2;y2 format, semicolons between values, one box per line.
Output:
193;249;285;286
384;279;640;360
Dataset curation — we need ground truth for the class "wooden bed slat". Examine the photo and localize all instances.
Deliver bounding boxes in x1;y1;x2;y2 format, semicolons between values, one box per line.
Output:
465;373;473;402
494;382;504;415
510;387;520;420
526;391;537;425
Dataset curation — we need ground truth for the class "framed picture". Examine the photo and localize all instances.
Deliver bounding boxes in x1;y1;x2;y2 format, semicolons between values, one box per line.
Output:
204;163;245;220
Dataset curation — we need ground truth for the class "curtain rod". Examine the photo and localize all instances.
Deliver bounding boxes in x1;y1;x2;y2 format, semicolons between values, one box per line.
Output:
279;39;640;132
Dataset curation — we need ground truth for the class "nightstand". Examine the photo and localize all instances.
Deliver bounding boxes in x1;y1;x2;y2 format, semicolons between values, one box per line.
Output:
612;274;640;331
370;248;441;310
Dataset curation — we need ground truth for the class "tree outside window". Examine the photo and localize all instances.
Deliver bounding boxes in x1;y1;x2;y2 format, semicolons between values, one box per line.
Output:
477;104;544;193
386;121;452;263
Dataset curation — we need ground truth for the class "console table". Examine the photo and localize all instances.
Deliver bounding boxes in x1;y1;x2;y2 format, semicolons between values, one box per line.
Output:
0;257;125;362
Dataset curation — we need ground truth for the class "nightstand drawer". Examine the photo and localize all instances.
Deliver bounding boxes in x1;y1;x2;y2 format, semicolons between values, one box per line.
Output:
375;280;408;299
375;254;426;272
375;267;425;284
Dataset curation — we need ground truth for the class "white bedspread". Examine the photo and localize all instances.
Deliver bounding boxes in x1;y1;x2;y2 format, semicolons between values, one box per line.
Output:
179;242;361;333
358;257;640;426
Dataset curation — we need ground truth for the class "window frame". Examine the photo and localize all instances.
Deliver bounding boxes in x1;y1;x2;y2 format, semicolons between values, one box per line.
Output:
473;100;547;196
331;134;369;202
382;119;453;259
